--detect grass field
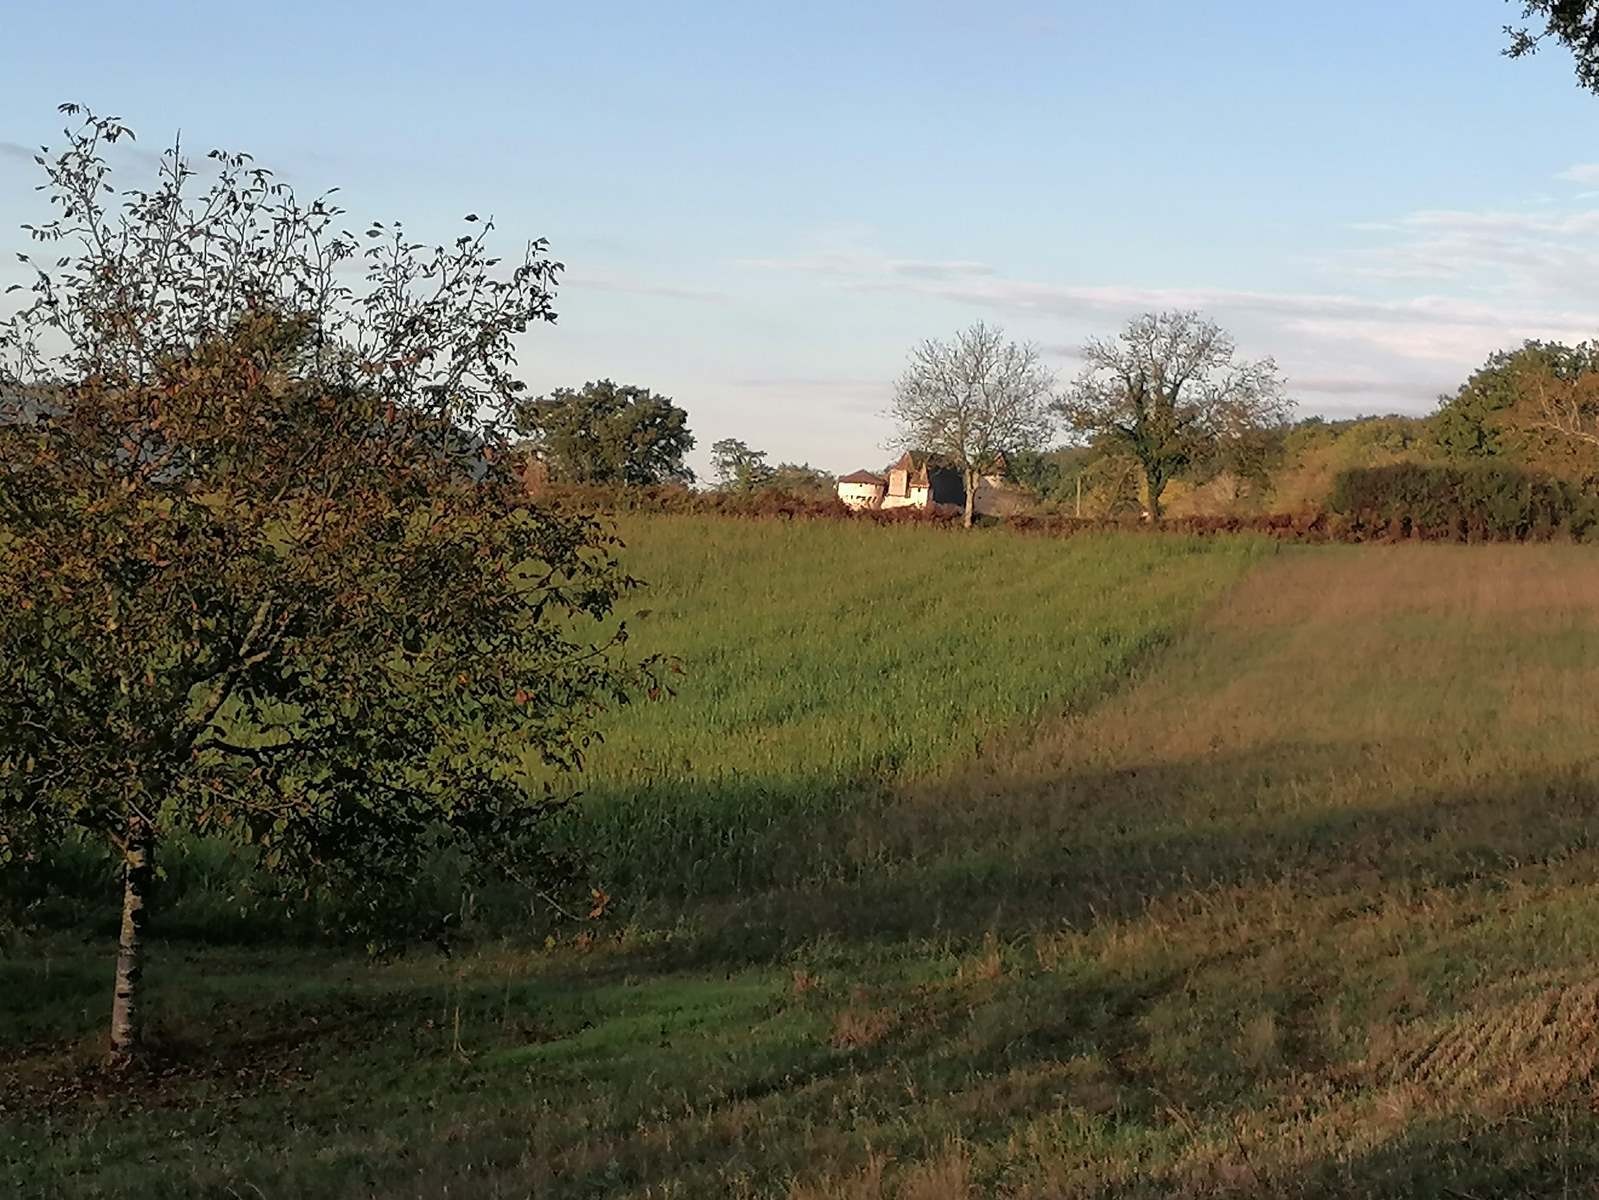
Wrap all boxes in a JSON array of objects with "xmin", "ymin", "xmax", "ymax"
[
  {"xmin": 576, "ymin": 516, "xmax": 1268, "ymax": 898},
  {"xmin": 8, "ymin": 520, "xmax": 1599, "ymax": 1197}
]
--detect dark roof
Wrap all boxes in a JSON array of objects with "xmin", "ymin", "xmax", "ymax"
[
  {"xmin": 839, "ymin": 469, "xmax": 885, "ymax": 485},
  {"xmin": 888, "ymin": 449, "xmax": 960, "ymax": 476},
  {"xmin": 887, "ymin": 449, "xmax": 1013, "ymax": 479}
]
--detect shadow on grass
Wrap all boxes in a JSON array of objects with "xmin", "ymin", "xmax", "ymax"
[
  {"xmin": 642, "ymin": 740, "xmax": 1599, "ymax": 963},
  {"xmin": 1102, "ymin": 1106, "xmax": 1599, "ymax": 1200},
  {"xmin": 10, "ymin": 740, "xmax": 1599, "ymax": 1197}
]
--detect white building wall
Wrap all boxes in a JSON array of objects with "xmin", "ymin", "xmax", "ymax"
[
  {"xmin": 837, "ymin": 482, "xmax": 884, "ymax": 509},
  {"xmin": 882, "ymin": 491, "xmax": 931, "ymax": 510}
]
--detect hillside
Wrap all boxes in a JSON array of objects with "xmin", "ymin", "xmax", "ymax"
[
  {"xmin": 575, "ymin": 516, "xmax": 1266, "ymax": 898},
  {"xmin": 1020, "ymin": 415, "xmax": 1442, "ymax": 522},
  {"xmin": 7, "ymin": 519, "xmax": 1599, "ymax": 1197},
  {"xmin": 1164, "ymin": 416, "xmax": 1440, "ymax": 518}
]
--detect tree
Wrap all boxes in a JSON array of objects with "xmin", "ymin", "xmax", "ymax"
[
  {"xmin": 516, "ymin": 379, "xmax": 694, "ymax": 486},
  {"xmin": 1190, "ymin": 423, "xmax": 1288, "ymax": 508},
  {"xmin": 1432, "ymin": 341, "xmax": 1599, "ymax": 480},
  {"xmin": 710, "ymin": 437, "xmax": 774, "ymax": 491},
  {"xmin": 1507, "ymin": 2, "xmax": 1599, "ymax": 92},
  {"xmin": 0, "ymin": 108, "xmax": 658, "ymax": 1066},
  {"xmin": 1059, "ymin": 311, "xmax": 1290, "ymax": 520},
  {"xmin": 767, "ymin": 462, "xmax": 836, "ymax": 499},
  {"xmin": 888, "ymin": 322, "xmax": 1056, "ymax": 528}
]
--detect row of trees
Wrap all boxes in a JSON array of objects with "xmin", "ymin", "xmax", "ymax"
[
  {"xmin": 512, "ymin": 313, "xmax": 1293, "ymax": 528},
  {"xmin": 512, "ymin": 380, "xmax": 834, "ymax": 496},
  {"xmin": 889, "ymin": 313, "xmax": 1293, "ymax": 525},
  {"xmin": 707, "ymin": 438, "xmax": 835, "ymax": 496},
  {"xmin": 999, "ymin": 337, "xmax": 1599, "ymax": 522}
]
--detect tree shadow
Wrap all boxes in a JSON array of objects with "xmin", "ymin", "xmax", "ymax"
[
  {"xmin": 1099, "ymin": 1104, "xmax": 1599, "ymax": 1199},
  {"xmin": 648, "ymin": 740, "xmax": 1599, "ymax": 962}
]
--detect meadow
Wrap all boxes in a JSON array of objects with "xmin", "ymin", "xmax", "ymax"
[
  {"xmin": 7, "ymin": 518, "xmax": 1599, "ymax": 1198},
  {"xmin": 576, "ymin": 516, "xmax": 1268, "ymax": 898}
]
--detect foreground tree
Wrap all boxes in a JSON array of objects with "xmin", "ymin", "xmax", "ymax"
[
  {"xmin": 888, "ymin": 322, "xmax": 1055, "ymax": 527},
  {"xmin": 1507, "ymin": 2, "xmax": 1599, "ymax": 92},
  {"xmin": 710, "ymin": 437, "xmax": 775, "ymax": 491},
  {"xmin": 516, "ymin": 379, "xmax": 694, "ymax": 485},
  {"xmin": 1059, "ymin": 311, "xmax": 1290, "ymax": 520},
  {"xmin": 0, "ymin": 108, "xmax": 656, "ymax": 1066}
]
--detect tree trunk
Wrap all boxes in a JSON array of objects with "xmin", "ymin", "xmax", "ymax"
[
  {"xmin": 107, "ymin": 818, "xmax": 154, "ymax": 1068},
  {"xmin": 1141, "ymin": 470, "xmax": 1165, "ymax": 522},
  {"xmin": 963, "ymin": 468, "xmax": 976, "ymax": 529}
]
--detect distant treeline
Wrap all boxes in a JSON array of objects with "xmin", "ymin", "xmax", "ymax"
[
  {"xmin": 544, "ymin": 467, "xmax": 1599, "ymax": 545},
  {"xmin": 522, "ymin": 339, "xmax": 1599, "ymax": 542}
]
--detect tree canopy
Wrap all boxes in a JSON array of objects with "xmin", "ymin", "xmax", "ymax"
[
  {"xmin": 517, "ymin": 379, "xmax": 695, "ymax": 486},
  {"xmin": 1507, "ymin": 2, "xmax": 1599, "ymax": 92},
  {"xmin": 710, "ymin": 437, "xmax": 775, "ymax": 491},
  {"xmin": 888, "ymin": 322, "xmax": 1056, "ymax": 527},
  {"xmin": 1432, "ymin": 340, "xmax": 1599, "ymax": 481},
  {"xmin": 0, "ymin": 107, "xmax": 657, "ymax": 1065},
  {"xmin": 766, "ymin": 462, "xmax": 837, "ymax": 499},
  {"xmin": 1059, "ymin": 311, "xmax": 1290, "ymax": 519}
]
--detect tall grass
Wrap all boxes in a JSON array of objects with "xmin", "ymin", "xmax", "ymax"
[
  {"xmin": 4, "ymin": 518, "xmax": 1264, "ymax": 936},
  {"xmin": 575, "ymin": 517, "xmax": 1267, "ymax": 897}
]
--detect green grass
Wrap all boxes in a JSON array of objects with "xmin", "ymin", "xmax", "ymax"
[
  {"xmin": 575, "ymin": 516, "xmax": 1268, "ymax": 898},
  {"xmin": 11, "ymin": 524, "xmax": 1599, "ymax": 1197}
]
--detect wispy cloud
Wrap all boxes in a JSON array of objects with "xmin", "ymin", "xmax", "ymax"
[
  {"xmin": 746, "ymin": 249, "xmax": 1599, "ymax": 358},
  {"xmin": 746, "ymin": 193, "xmax": 1599, "ymax": 387},
  {"xmin": 733, "ymin": 373, "xmax": 885, "ymax": 391},
  {"xmin": 1291, "ymin": 375, "xmax": 1446, "ymax": 403},
  {"xmin": 0, "ymin": 141, "xmax": 36, "ymax": 164},
  {"xmin": 563, "ymin": 269, "xmax": 728, "ymax": 303},
  {"xmin": 738, "ymin": 251, "xmax": 994, "ymax": 281},
  {"xmin": 1558, "ymin": 164, "xmax": 1599, "ymax": 185},
  {"xmin": 1334, "ymin": 205, "xmax": 1599, "ymax": 325},
  {"xmin": 730, "ymin": 374, "xmax": 888, "ymax": 415}
]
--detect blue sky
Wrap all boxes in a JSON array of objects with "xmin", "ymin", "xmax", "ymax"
[{"xmin": 5, "ymin": 0, "xmax": 1599, "ymax": 477}]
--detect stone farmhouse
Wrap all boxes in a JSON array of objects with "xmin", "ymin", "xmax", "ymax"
[{"xmin": 836, "ymin": 450, "xmax": 1019, "ymax": 516}]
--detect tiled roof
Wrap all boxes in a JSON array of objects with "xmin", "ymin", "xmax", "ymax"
[{"xmin": 839, "ymin": 469, "xmax": 885, "ymax": 485}]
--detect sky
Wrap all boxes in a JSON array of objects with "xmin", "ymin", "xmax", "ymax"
[{"xmin": 5, "ymin": 0, "xmax": 1599, "ymax": 478}]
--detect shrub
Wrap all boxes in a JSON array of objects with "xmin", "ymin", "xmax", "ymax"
[
  {"xmin": 541, "ymin": 484, "xmax": 966, "ymax": 525},
  {"xmin": 1329, "ymin": 462, "xmax": 1599, "ymax": 542}
]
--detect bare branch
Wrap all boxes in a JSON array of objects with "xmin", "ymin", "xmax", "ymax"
[
  {"xmin": 1059, "ymin": 311, "xmax": 1291, "ymax": 518},
  {"xmin": 886, "ymin": 322, "xmax": 1056, "ymax": 526}
]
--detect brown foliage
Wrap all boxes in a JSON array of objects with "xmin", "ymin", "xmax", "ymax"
[{"xmin": 550, "ymin": 477, "xmax": 1599, "ymax": 546}]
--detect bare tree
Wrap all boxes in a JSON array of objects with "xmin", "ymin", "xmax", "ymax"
[
  {"xmin": 1059, "ymin": 311, "xmax": 1291, "ymax": 520},
  {"xmin": 1527, "ymin": 364, "xmax": 1599, "ymax": 447},
  {"xmin": 888, "ymin": 322, "xmax": 1056, "ymax": 527}
]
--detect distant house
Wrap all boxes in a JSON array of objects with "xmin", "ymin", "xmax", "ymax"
[
  {"xmin": 836, "ymin": 450, "xmax": 1019, "ymax": 516},
  {"xmin": 836, "ymin": 468, "xmax": 887, "ymax": 508}
]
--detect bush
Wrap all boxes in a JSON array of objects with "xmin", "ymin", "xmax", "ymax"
[
  {"xmin": 540, "ymin": 484, "xmax": 967, "ymax": 525},
  {"xmin": 1329, "ymin": 462, "xmax": 1599, "ymax": 542},
  {"xmin": 539, "ymin": 475, "xmax": 1599, "ymax": 545}
]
